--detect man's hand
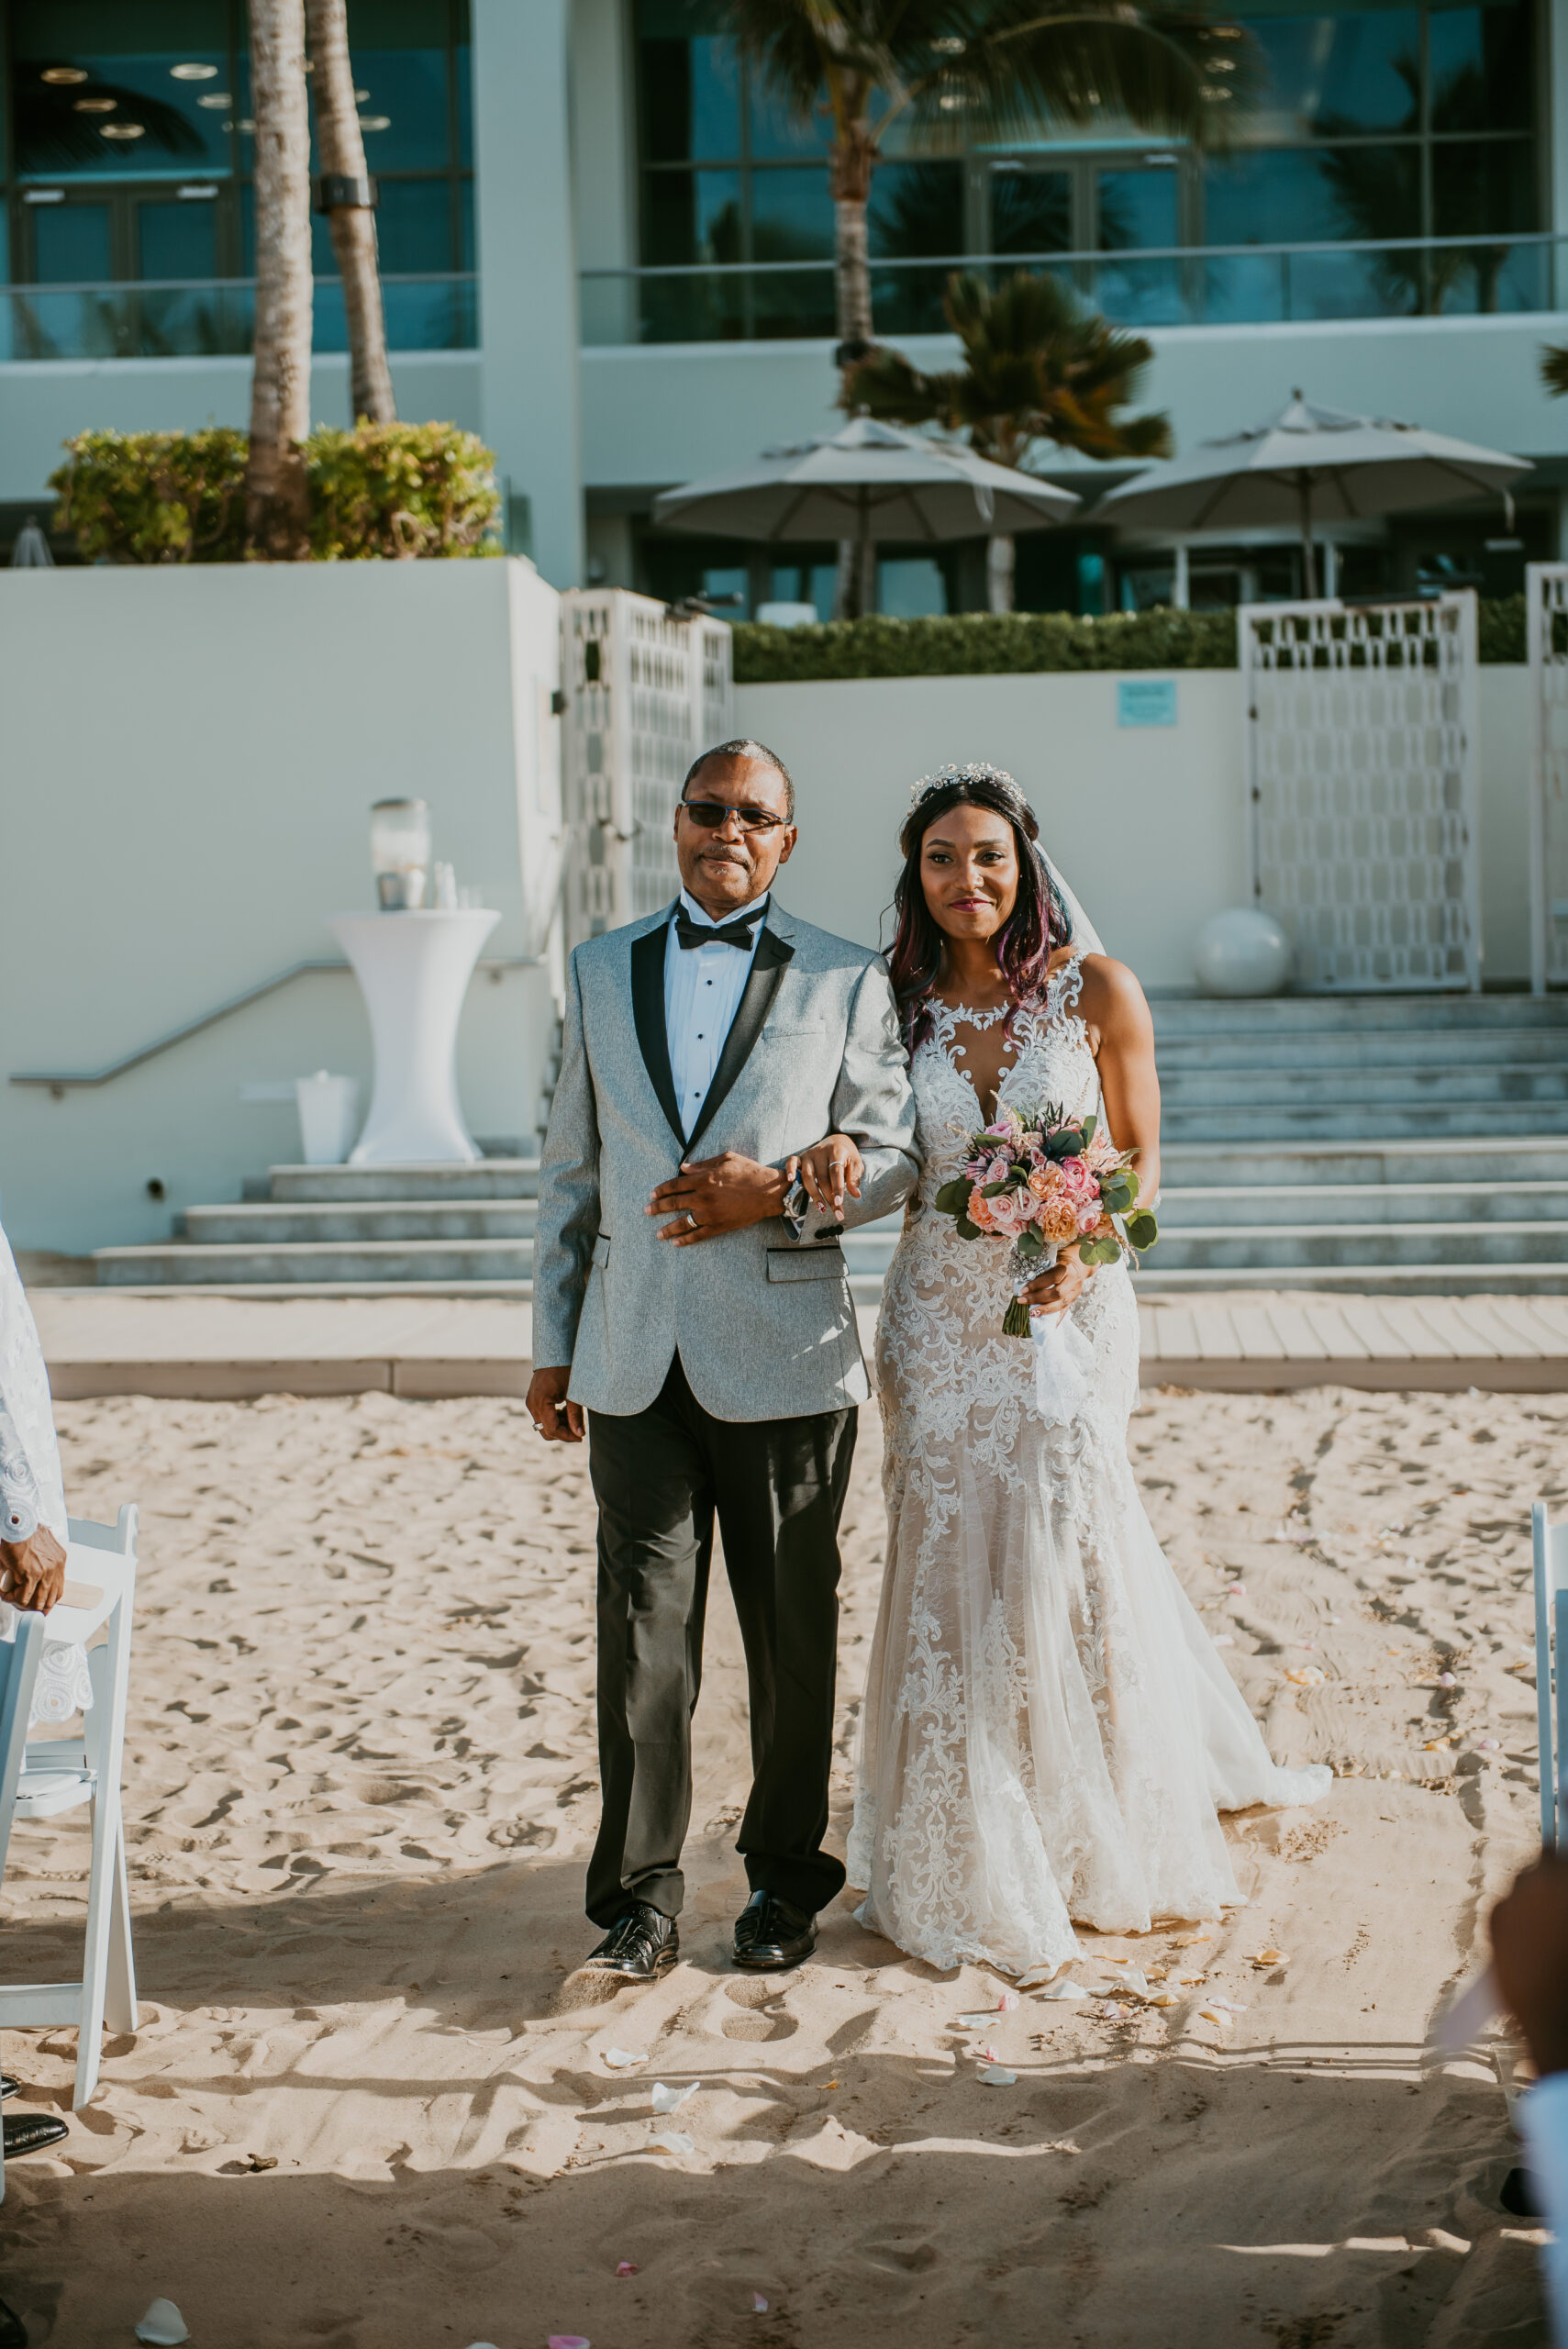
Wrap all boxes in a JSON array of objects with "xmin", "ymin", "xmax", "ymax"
[
  {"xmin": 648, "ymin": 1152, "xmax": 789, "ymax": 1246},
  {"xmin": 0, "ymin": 1527, "xmax": 66, "ymax": 1613},
  {"xmin": 526, "ymin": 1364, "xmax": 584, "ymax": 1443},
  {"xmin": 1492, "ymin": 1853, "xmax": 1568, "ymax": 2077}
]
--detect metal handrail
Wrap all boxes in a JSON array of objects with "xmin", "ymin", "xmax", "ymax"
[
  {"xmin": 10, "ymin": 952, "xmax": 540, "ymax": 1095},
  {"xmin": 0, "ymin": 271, "xmax": 474, "ymax": 294},
  {"xmin": 581, "ymin": 229, "xmax": 1562, "ymax": 280}
]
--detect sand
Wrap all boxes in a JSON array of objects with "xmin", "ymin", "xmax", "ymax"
[{"xmin": 0, "ymin": 1382, "xmax": 1559, "ymax": 2347}]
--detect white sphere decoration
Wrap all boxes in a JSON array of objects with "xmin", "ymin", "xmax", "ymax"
[{"xmin": 1194, "ymin": 907, "xmax": 1292, "ymax": 997}]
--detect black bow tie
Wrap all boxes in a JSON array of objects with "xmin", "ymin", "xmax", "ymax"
[{"xmin": 674, "ymin": 907, "xmax": 763, "ymax": 952}]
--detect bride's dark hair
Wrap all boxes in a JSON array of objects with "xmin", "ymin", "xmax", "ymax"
[{"xmin": 886, "ymin": 764, "xmax": 1073, "ymax": 1051}]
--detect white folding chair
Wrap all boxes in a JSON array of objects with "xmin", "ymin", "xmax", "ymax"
[
  {"xmin": 0, "ymin": 1506, "xmax": 139, "ymax": 2109},
  {"xmin": 1534, "ymin": 1501, "xmax": 1568, "ymax": 1849},
  {"xmin": 0, "ymin": 1610, "xmax": 46, "ymax": 2202}
]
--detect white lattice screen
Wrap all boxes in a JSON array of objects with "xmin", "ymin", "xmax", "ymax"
[
  {"xmin": 1240, "ymin": 593, "xmax": 1480, "ymax": 992},
  {"xmin": 1528, "ymin": 562, "xmax": 1568, "ymax": 992},
  {"xmin": 559, "ymin": 591, "xmax": 734, "ymax": 954}
]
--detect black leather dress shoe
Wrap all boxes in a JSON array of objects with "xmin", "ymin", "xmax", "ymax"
[
  {"xmin": 732, "ymin": 1889, "xmax": 817, "ymax": 1972},
  {"xmin": 0, "ymin": 2077, "xmax": 17, "ymax": 2103},
  {"xmin": 0, "ymin": 2291, "xmax": 27, "ymax": 2348},
  {"xmin": 583, "ymin": 1903, "xmax": 679, "ymax": 1983},
  {"xmin": 2, "ymin": 2114, "xmax": 66, "ymax": 2159}
]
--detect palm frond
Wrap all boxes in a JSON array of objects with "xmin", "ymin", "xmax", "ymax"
[{"xmin": 1542, "ymin": 344, "xmax": 1568, "ymax": 399}]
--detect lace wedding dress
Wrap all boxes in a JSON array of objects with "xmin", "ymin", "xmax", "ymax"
[{"xmin": 848, "ymin": 955, "xmax": 1329, "ymax": 1977}]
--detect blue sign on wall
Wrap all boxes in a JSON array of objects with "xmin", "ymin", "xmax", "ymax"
[{"xmin": 1117, "ymin": 677, "xmax": 1177, "ymax": 728}]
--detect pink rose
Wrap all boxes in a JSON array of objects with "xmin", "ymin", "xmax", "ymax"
[
  {"xmin": 1076, "ymin": 1202, "xmax": 1104, "ymax": 1235},
  {"xmin": 986, "ymin": 1190, "xmax": 1031, "ymax": 1239},
  {"xmin": 986, "ymin": 1153, "xmax": 1011, "ymax": 1186},
  {"xmin": 1059, "ymin": 1155, "xmax": 1096, "ymax": 1201}
]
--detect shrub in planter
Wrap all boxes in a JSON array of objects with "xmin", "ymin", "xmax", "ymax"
[
  {"xmin": 732, "ymin": 596, "xmax": 1529, "ymax": 682},
  {"xmin": 306, "ymin": 423, "xmax": 500, "ymax": 560},
  {"xmin": 50, "ymin": 422, "xmax": 500, "ymax": 562},
  {"xmin": 51, "ymin": 429, "xmax": 250, "ymax": 563}
]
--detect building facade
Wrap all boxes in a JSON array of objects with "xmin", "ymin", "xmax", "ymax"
[{"xmin": 2, "ymin": 0, "xmax": 1567, "ymax": 609}]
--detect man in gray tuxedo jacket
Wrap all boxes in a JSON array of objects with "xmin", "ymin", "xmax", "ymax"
[{"xmin": 527, "ymin": 738, "xmax": 917, "ymax": 1984}]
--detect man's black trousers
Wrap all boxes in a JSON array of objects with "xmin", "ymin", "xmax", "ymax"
[{"xmin": 584, "ymin": 1353, "xmax": 857, "ymax": 1929}]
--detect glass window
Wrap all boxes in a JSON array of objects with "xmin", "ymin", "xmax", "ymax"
[
  {"xmin": 1433, "ymin": 136, "xmax": 1535, "ymax": 234},
  {"xmin": 748, "ymin": 76, "xmax": 822, "ymax": 162},
  {"xmin": 643, "ymin": 168, "xmax": 742, "ymax": 265},
  {"xmin": 878, "ymin": 557, "xmax": 947, "ymax": 617},
  {"xmin": 751, "ymin": 167, "xmax": 833, "ymax": 262},
  {"xmin": 374, "ymin": 176, "xmax": 454, "ymax": 272},
  {"xmin": 636, "ymin": 0, "xmax": 741, "ymax": 163},
  {"xmin": 343, "ymin": 0, "xmax": 451, "ymax": 173},
  {"xmin": 870, "ymin": 161, "xmax": 962, "ymax": 257},
  {"xmin": 11, "ymin": 0, "xmax": 233, "ymax": 179},
  {"xmin": 1207, "ymin": 144, "xmax": 1420, "ymax": 244},
  {"xmin": 138, "ymin": 193, "xmax": 217, "ymax": 276},
  {"xmin": 991, "ymin": 166, "xmax": 1072, "ymax": 256},
  {"xmin": 1429, "ymin": 3, "xmax": 1533, "ymax": 133},
  {"xmin": 32, "ymin": 199, "xmax": 111, "ymax": 279},
  {"xmin": 1238, "ymin": 8, "xmax": 1421, "ymax": 140}
]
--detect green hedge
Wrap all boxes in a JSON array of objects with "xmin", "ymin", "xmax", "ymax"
[
  {"xmin": 733, "ymin": 596, "xmax": 1529, "ymax": 681},
  {"xmin": 50, "ymin": 422, "xmax": 501, "ymax": 562}
]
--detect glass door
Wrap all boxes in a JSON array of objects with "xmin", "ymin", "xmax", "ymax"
[{"xmin": 1092, "ymin": 154, "xmax": 1184, "ymax": 323}]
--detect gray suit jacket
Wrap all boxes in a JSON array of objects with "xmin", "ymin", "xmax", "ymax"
[{"xmin": 532, "ymin": 900, "xmax": 917, "ymax": 1421}]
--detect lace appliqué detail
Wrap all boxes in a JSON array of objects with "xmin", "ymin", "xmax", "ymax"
[{"xmin": 850, "ymin": 952, "xmax": 1329, "ymax": 1976}]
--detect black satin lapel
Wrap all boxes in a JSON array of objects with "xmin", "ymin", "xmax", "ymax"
[
  {"xmin": 629, "ymin": 924, "xmax": 686, "ymax": 1150},
  {"xmin": 686, "ymin": 926, "xmax": 795, "ymax": 1153}
]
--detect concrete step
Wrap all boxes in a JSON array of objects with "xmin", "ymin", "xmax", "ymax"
[
  {"xmin": 1161, "ymin": 1101, "xmax": 1568, "ymax": 1141},
  {"xmin": 1148, "ymin": 994, "xmax": 1568, "ymax": 1032},
  {"xmin": 1146, "ymin": 1220, "xmax": 1568, "ymax": 1271},
  {"xmin": 94, "ymin": 1240, "xmax": 540, "ymax": 1286},
  {"xmin": 186, "ymin": 1202, "xmax": 538, "ymax": 1245},
  {"xmin": 1158, "ymin": 1182, "xmax": 1568, "ymax": 1228},
  {"xmin": 1158, "ymin": 1137, "xmax": 1568, "ymax": 1186},
  {"xmin": 267, "ymin": 1160, "xmax": 540, "ymax": 1202},
  {"xmin": 1131, "ymin": 1262, "xmax": 1568, "ymax": 1294},
  {"xmin": 1159, "ymin": 1063, "xmax": 1568, "ymax": 1110},
  {"xmin": 1156, "ymin": 1030, "xmax": 1568, "ymax": 1072}
]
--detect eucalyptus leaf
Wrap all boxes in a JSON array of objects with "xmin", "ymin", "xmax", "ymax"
[
  {"xmin": 1015, "ymin": 1228, "xmax": 1045, "ymax": 1260},
  {"xmin": 1125, "ymin": 1211, "xmax": 1159, "ymax": 1250},
  {"xmin": 1081, "ymin": 1114, "xmax": 1097, "ymax": 1145},
  {"xmin": 934, "ymin": 1178, "xmax": 972, "ymax": 1216},
  {"xmin": 955, "ymin": 1215, "xmax": 981, "ymax": 1241}
]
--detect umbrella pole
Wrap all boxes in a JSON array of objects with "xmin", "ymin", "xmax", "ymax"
[
  {"xmin": 1298, "ymin": 473, "xmax": 1318, "ymax": 600},
  {"xmin": 859, "ymin": 491, "xmax": 876, "ymax": 618}
]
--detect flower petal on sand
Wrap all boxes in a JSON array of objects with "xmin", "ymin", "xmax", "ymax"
[
  {"xmin": 978, "ymin": 2065, "xmax": 1017, "ymax": 2085},
  {"xmin": 1036, "ymin": 1980, "xmax": 1090, "ymax": 2001},
  {"xmin": 603, "ymin": 2047, "xmax": 645, "ymax": 2070},
  {"xmin": 135, "ymin": 2306, "xmax": 190, "ymax": 2347},
  {"xmin": 651, "ymin": 2081, "xmax": 698, "ymax": 2114},
  {"xmin": 650, "ymin": 2129, "xmax": 695, "ymax": 2156}
]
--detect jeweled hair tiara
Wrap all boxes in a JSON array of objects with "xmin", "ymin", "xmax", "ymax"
[{"xmin": 908, "ymin": 761, "xmax": 1022, "ymax": 806}]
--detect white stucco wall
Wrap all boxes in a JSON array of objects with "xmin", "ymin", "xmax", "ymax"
[
  {"xmin": 737, "ymin": 665, "xmax": 1533, "ymax": 990},
  {"xmin": 0, "ymin": 560, "xmax": 561, "ymax": 1257}
]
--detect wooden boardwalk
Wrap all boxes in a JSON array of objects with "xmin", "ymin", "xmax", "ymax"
[
  {"xmin": 1136, "ymin": 1287, "xmax": 1568, "ymax": 1390},
  {"xmin": 26, "ymin": 1287, "xmax": 1568, "ymax": 1397}
]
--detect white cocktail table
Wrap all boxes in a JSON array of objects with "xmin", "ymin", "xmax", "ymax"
[{"xmin": 330, "ymin": 907, "xmax": 500, "ymax": 1164}]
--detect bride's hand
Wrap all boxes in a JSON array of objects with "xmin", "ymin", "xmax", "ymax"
[
  {"xmin": 785, "ymin": 1134, "xmax": 863, "ymax": 1222},
  {"xmin": 1020, "ymin": 1245, "xmax": 1095, "ymax": 1318}
]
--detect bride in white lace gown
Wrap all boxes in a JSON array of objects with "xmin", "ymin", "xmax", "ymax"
[{"xmin": 846, "ymin": 764, "xmax": 1329, "ymax": 1979}]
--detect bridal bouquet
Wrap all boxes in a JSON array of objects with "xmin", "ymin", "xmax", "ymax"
[{"xmin": 933, "ymin": 1104, "xmax": 1159, "ymax": 1338}]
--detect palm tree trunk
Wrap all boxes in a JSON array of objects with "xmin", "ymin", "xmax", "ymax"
[
  {"xmin": 306, "ymin": 0, "xmax": 395, "ymax": 425},
  {"xmin": 832, "ymin": 126, "xmax": 877, "ymax": 620},
  {"xmin": 987, "ymin": 533, "xmax": 1016, "ymax": 614},
  {"xmin": 246, "ymin": 0, "xmax": 314, "ymax": 557}
]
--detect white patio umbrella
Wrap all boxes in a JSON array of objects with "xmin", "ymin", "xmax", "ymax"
[
  {"xmin": 652, "ymin": 416, "xmax": 1079, "ymax": 614},
  {"xmin": 1094, "ymin": 392, "xmax": 1530, "ymax": 598}
]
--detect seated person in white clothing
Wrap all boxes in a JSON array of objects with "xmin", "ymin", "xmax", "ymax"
[
  {"xmin": 1493, "ymin": 1854, "xmax": 1568, "ymax": 2344},
  {"xmin": 0, "ymin": 1220, "xmax": 81, "ymax": 2196}
]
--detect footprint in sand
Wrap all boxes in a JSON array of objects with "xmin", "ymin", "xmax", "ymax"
[{"xmin": 721, "ymin": 1977, "xmax": 797, "ymax": 2042}]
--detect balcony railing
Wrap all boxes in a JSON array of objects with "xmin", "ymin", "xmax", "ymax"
[
  {"xmin": 580, "ymin": 231, "xmax": 1566, "ymax": 346},
  {"xmin": 0, "ymin": 273, "xmax": 477, "ymax": 362}
]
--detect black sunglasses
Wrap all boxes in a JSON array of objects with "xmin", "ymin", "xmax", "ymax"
[{"xmin": 679, "ymin": 797, "xmax": 787, "ymax": 834}]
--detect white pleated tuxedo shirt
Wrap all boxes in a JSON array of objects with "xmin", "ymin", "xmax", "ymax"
[{"xmin": 663, "ymin": 886, "xmax": 770, "ymax": 1142}]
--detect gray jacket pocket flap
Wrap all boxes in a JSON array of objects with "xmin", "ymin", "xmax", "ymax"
[
  {"xmin": 766, "ymin": 1246, "xmax": 846, "ymax": 1283},
  {"xmin": 591, "ymin": 1233, "xmax": 611, "ymax": 1269}
]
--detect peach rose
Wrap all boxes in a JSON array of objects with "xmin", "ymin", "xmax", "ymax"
[
  {"xmin": 967, "ymin": 1189, "xmax": 997, "ymax": 1231},
  {"xmin": 1040, "ymin": 1193, "xmax": 1080, "ymax": 1245}
]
